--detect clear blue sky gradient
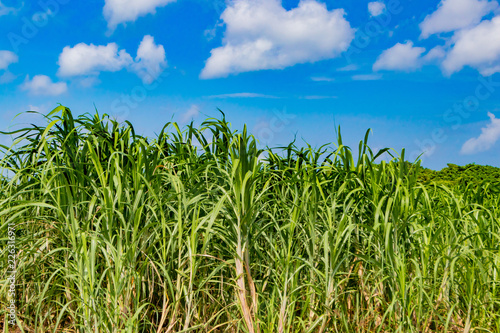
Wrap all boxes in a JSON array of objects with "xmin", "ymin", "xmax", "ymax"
[{"xmin": 1, "ymin": 0, "xmax": 499, "ymax": 169}]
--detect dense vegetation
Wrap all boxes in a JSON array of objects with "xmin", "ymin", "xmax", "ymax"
[
  {"xmin": 419, "ymin": 163, "xmax": 500, "ymax": 187},
  {"xmin": 1, "ymin": 106, "xmax": 499, "ymax": 332}
]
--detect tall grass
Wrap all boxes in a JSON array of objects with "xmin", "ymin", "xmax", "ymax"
[{"xmin": 1, "ymin": 106, "xmax": 499, "ymax": 332}]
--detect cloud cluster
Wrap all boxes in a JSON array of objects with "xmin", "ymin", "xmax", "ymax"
[
  {"xmin": 461, "ymin": 112, "xmax": 500, "ymax": 154},
  {"xmin": 373, "ymin": 0, "xmax": 500, "ymax": 77},
  {"xmin": 103, "ymin": 0, "xmax": 176, "ymax": 32},
  {"xmin": 201, "ymin": 0, "xmax": 355, "ymax": 79},
  {"xmin": 417, "ymin": 0, "xmax": 500, "ymax": 76},
  {"xmin": 58, "ymin": 43, "xmax": 132, "ymax": 77},
  {"xmin": 21, "ymin": 75, "xmax": 68, "ymax": 96},
  {"xmin": 58, "ymin": 35, "xmax": 166, "ymax": 84},
  {"xmin": 420, "ymin": 0, "xmax": 498, "ymax": 38},
  {"xmin": 443, "ymin": 15, "xmax": 500, "ymax": 75}
]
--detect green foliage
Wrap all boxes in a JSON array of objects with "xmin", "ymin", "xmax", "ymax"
[
  {"xmin": 1, "ymin": 106, "xmax": 499, "ymax": 332},
  {"xmin": 419, "ymin": 163, "xmax": 500, "ymax": 186}
]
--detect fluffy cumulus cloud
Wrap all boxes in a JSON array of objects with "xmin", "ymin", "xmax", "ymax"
[
  {"xmin": 368, "ymin": 2, "xmax": 386, "ymax": 17},
  {"xmin": 0, "ymin": 50, "xmax": 18, "ymax": 71},
  {"xmin": 200, "ymin": 0, "xmax": 355, "ymax": 79},
  {"xmin": 58, "ymin": 43, "xmax": 133, "ymax": 77},
  {"xmin": 57, "ymin": 36, "xmax": 166, "ymax": 84},
  {"xmin": 442, "ymin": 15, "xmax": 500, "ymax": 75},
  {"xmin": 373, "ymin": 41, "xmax": 426, "ymax": 71},
  {"xmin": 461, "ymin": 112, "xmax": 500, "ymax": 154},
  {"xmin": 420, "ymin": 0, "xmax": 498, "ymax": 38},
  {"xmin": 104, "ymin": 0, "xmax": 176, "ymax": 31},
  {"xmin": 20, "ymin": 75, "xmax": 68, "ymax": 96},
  {"xmin": 130, "ymin": 35, "xmax": 167, "ymax": 84}
]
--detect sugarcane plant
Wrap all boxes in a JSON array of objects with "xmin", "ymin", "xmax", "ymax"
[{"xmin": 0, "ymin": 105, "xmax": 499, "ymax": 332}]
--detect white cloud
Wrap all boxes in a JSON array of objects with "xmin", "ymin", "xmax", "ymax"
[
  {"xmin": 27, "ymin": 104, "xmax": 52, "ymax": 114},
  {"xmin": 423, "ymin": 45, "xmax": 447, "ymax": 62},
  {"xmin": 0, "ymin": 50, "xmax": 17, "ymax": 84},
  {"xmin": 420, "ymin": 0, "xmax": 498, "ymax": 38},
  {"xmin": 461, "ymin": 112, "xmax": 500, "ymax": 154},
  {"xmin": 302, "ymin": 95, "xmax": 337, "ymax": 99},
  {"xmin": 311, "ymin": 76, "xmax": 335, "ymax": 82},
  {"xmin": 20, "ymin": 75, "xmax": 68, "ymax": 96},
  {"xmin": 103, "ymin": 0, "xmax": 176, "ymax": 31},
  {"xmin": 58, "ymin": 43, "xmax": 133, "ymax": 77},
  {"xmin": 352, "ymin": 74, "xmax": 383, "ymax": 80},
  {"xmin": 207, "ymin": 92, "xmax": 279, "ymax": 98},
  {"xmin": 180, "ymin": 104, "xmax": 200, "ymax": 123},
  {"xmin": 442, "ymin": 15, "xmax": 500, "ymax": 75},
  {"xmin": 337, "ymin": 64, "xmax": 358, "ymax": 71},
  {"xmin": 373, "ymin": 41, "xmax": 426, "ymax": 72},
  {"xmin": 130, "ymin": 35, "xmax": 167, "ymax": 84},
  {"xmin": 0, "ymin": 1, "xmax": 15, "ymax": 16},
  {"xmin": 28, "ymin": 105, "xmax": 42, "ymax": 112},
  {"xmin": 200, "ymin": 0, "xmax": 355, "ymax": 79},
  {"xmin": 57, "ymin": 36, "xmax": 167, "ymax": 83},
  {"xmin": 0, "ymin": 51, "xmax": 18, "ymax": 70},
  {"xmin": 204, "ymin": 21, "xmax": 223, "ymax": 41},
  {"xmin": 368, "ymin": 2, "xmax": 386, "ymax": 17}
]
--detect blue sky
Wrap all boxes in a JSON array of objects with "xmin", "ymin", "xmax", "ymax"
[{"xmin": 1, "ymin": 0, "xmax": 500, "ymax": 169}]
